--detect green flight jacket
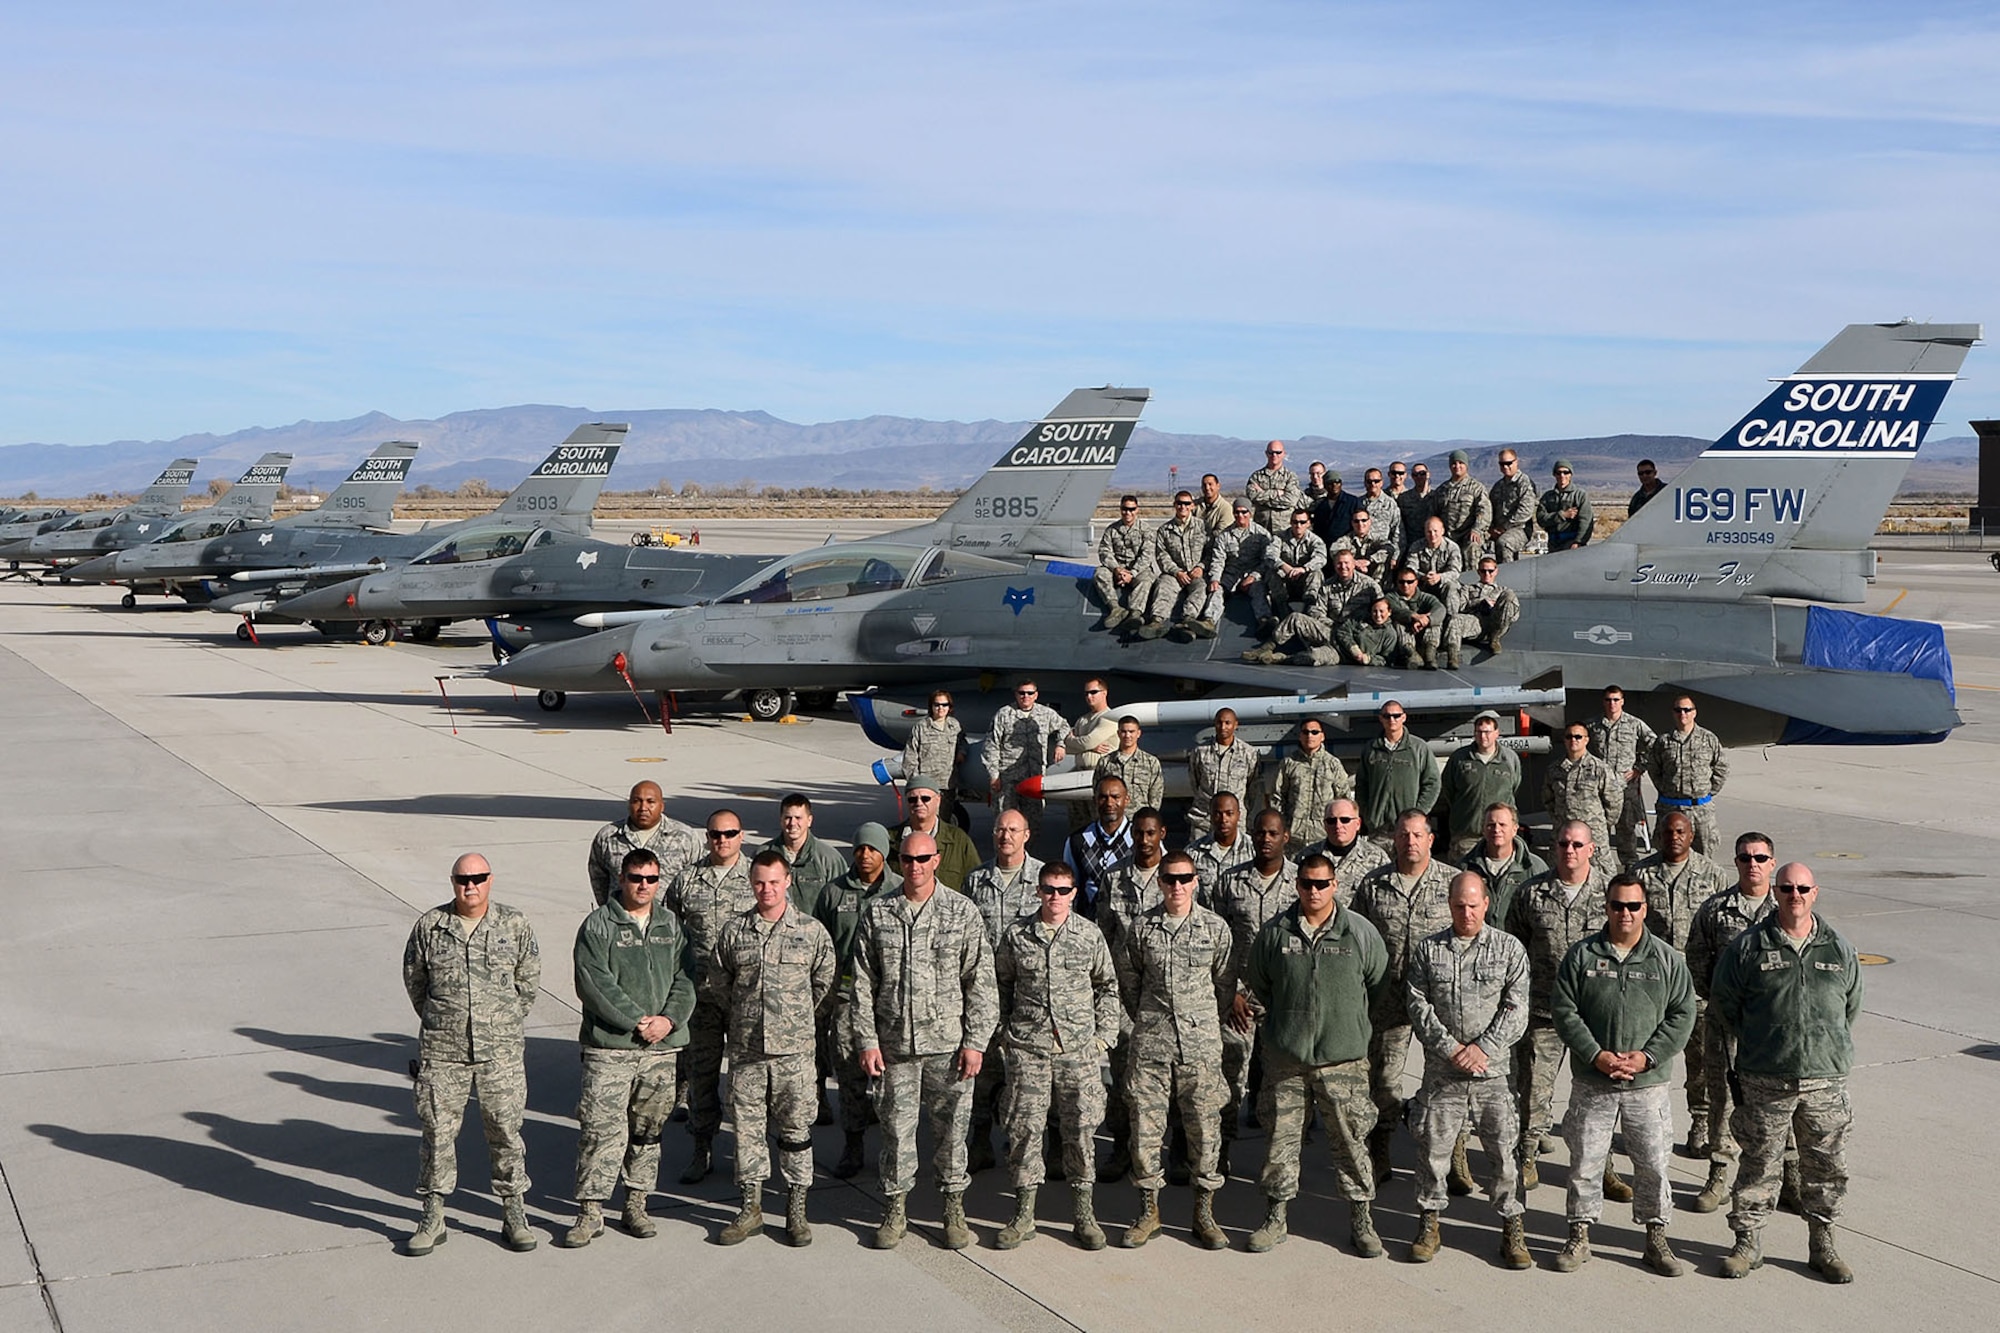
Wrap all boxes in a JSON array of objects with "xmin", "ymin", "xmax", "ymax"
[
  {"xmin": 1550, "ymin": 928, "xmax": 1695, "ymax": 1090},
  {"xmin": 1356, "ymin": 734, "xmax": 1441, "ymax": 833},
  {"xmin": 1244, "ymin": 903, "xmax": 1388, "ymax": 1067},
  {"xmin": 1710, "ymin": 915, "xmax": 1863, "ymax": 1080},
  {"xmin": 572, "ymin": 898, "xmax": 697, "ymax": 1052}
]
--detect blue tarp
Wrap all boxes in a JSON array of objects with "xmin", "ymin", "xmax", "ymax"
[{"xmin": 1800, "ymin": 605, "xmax": 1955, "ymax": 701}]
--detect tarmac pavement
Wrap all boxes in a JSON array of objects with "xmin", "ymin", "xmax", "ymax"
[{"xmin": 1, "ymin": 545, "xmax": 1997, "ymax": 1330}]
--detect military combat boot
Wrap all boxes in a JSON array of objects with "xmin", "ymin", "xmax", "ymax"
[
  {"xmin": 874, "ymin": 1193, "xmax": 908, "ymax": 1250},
  {"xmin": 1123, "ymin": 1189, "xmax": 1162, "ymax": 1248},
  {"xmin": 1071, "ymin": 1185, "xmax": 1106, "ymax": 1250},
  {"xmin": 785, "ymin": 1185, "xmax": 812, "ymax": 1248},
  {"xmin": 1780, "ymin": 1158, "xmax": 1804, "ymax": 1213},
  {"xmin": 996, "ymin": 1187, "xmax": 1039, "ymax": 1249},
  {"xmin": 1097, "ymin": 1139, "xmax": 1131, "ymax": 1184},
  {"xmin": 1602, "ymin": 1165, "xmax": 1634, "ymax": 1203},
  {"xmin": 1642, "ymin": 1222, "xmax": 1685, "ymax": 1276},
  {"xmin": 1191, "ymin": 1188, "xmax": 1228, "ymax": 1250},
  {"xmin": 1520, "ymin": 1155, "xmax": 1540, "ymax": 1191},
  {"xmin": 1418, "ymin": 642, "xmax": 1439, "ymax": 670},
  {"xmin": 832, "ymin": 1131, "xmax": 866, "ymax": 1179},
  {"xmin": 717, "ymin": 1187, "xmax": 762, "ymax": 1246},
  {"xmin": 1550, "ymin": 1221, "xmax": 1591, "ymax": 1272},
  {"xmin": 621, "ymin": 1190, "xmax": 656, "ymax": 1239},
  {"xmin": 1808, "ymin": 1220, "xmax": 1853, "ymax": 1283},
  {"xmin": 1499, "ymin": 1215, "xmax": 1532, "ymax": 1270},
  {"xmin": 941, "ymin": 1191, "xmax": 973, "ymax": 1250},
  {"xmin": 1689, "ymin": 1161, "xmax": 1730, "ymax": 1212},
  {"xmin": 1102, "ymin": 607, "xmax": 1131, "ymax": 631},
  {"xmin": 405, "ymin": 1194, "xmax": 448, "ymax": 1256},
  {"xmin": 1350, "ymin": 1200, "xmax": 1384, "ymax": 1258},
  {"xmin": 1486, "ymin": 630, "xmax": 1506, "ymax": 655},
  {"xmin": 967, "ymin": 1120, "xmax": 997, "ymax": 1174},
  {"xmin": 559, "ymin": 1201, "xmax": 603, "ymax": 1248},
  {"xmin": 501, "ymin": 1195, "xmax": 537, "ymax": 1251},
  {"xmin": 1448, "ymin": 1132, "xmax": 1475, "ymax": 1196},
  {"xmin": 1193, "ymin": 618, "xmax": 1219, "ymax": 640},
  {"xmin": 1679, "ymin": 1112, "xmax": 1710, "ymax": 1159},
  {"xmin": 1719, "ymin": 1229, "xmax": 1763, "ymax": 1278},
  {"xmin": 1136, "ymin": 618, "xmax": 1171, "ymax": 640},
  {"xmin": 1246, "ymin": 1198, "xmax": 1288, "ymax": 1252},
  {"xmin": 1409, "ymin": 1209, "xmax": 1441, "ymax": 1263},
  {"xmin": 1367, "ymin": 1125, "xmax": 1394, "ymax": 1185},
  {"xmin": 680, "ymin": 1135, "xmax": 712, "ymax": 1185}
]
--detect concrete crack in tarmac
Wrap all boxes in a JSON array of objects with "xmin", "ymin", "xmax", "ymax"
[{"xmin": 0, "ymin": 1151, "xmax": 63, "ymax": 1332}]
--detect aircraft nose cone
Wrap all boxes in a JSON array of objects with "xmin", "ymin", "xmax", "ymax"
[
  {"xmin": 488, "ymin": 624, "xmax": 640, "ymax": 691},
  {"xmin": 274, "ymin": 578, "xmax": 365, "ymax": 621},
  {"xmin": 66, "ymin": 553, "xmax": 121, "ymax": 582}
]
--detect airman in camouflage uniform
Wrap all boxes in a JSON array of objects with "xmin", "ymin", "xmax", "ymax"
[
  {"xmin": 1589, "ymin": 685, "xmax": 1656, "ymax": 864},
  {"xmin": 1403, "ymin": 872, "xmax": 1532, "ymax": 1267},
  {"xmin": 1143, "ymin": 491, "xmax": 1212, "ymax": 638},
  {"xmin": 1111, "ymin": 852, "xmax": 1235, "ymax": 1249},
  {"xmin": 1456, "ymin": 801, "xmax": 1545, "ymax": 929},
  {"xmin": 1449, "ymin": 557, "xmax": 1521, "ymax": 667},
  {"xmin": 1259, "ymin": 509, "xmax": 1327, "ymax": 627},
  {"xmin": 1331, "ymin": 596, "xmax": 1403, "ymax": 668},
  {"xmin": 663, "ymin": 810, "xmax": 755, "ymax": 1185},
  {"xmin": 1094, "ymin": 495, "xmax": 1156, "ymax": 629},
  {"xmin": 1535, "ymin": 459, "xmax": 1594, "ymax": 550},
  {"xmin": 1486, "ymin": 449, "xmax": 1537, "ymax": 563},
  {"xmin": 1384, "ymin": 570, "xmax": 1452, "ymax": 670},
  {"xmin": 1268, "ymin": 718, "xmax": 1352, "ymax": 857},
  {"xmin": 813, "ymin": 824, "xmax": 900, "ymax": 1177},
  {"xmin": 708, "ymin": 853, "xmax": 838, "ymax": 1247},
  {"xmin": 1248, "ymin": 552, "xmax": 1376, "ymax": 664},
  {"xmin": 587, "ymin": 780, "xmax": 703, "ymax": 907},
  {"xmin": 1350, "ymin": 812, "xmax": 1458, "ymax": 1184},
  {"xmin": 1200, "ymin": 501, "xmax": 1272, "ymax": 626},
  {"xmin": 992, "ymin": 862, "xmax": 1123, "ymax": 1250},
  {"xmin": 1397, "ymin": 468, "xmax": 1437, "ymax": 554},
  {"xmin": 1092, "ymin": 808, "xmax": 1166, "ymax": 1182},
  {"xmin": 1432, "ymin": 451, "xmax": 1492, "ymax": 559},
  {"xmin": 1303, "ymin": 797, "xmax": 1391, "ymax": 890},
  {"xmin": 1209, "ymin": 811, "xmax": 1299, "ymax": 1173},
  {"xmin": 962, "ymin": 809, "xmax": 1043, "ymax": 1172},
  {"xmin": 1684, "ymin": 832, "xmax": 1780, "ymax": 1214},
  {"xmin": 1243, "ymin": 855, "xmax": 1390, "ymax": 1255},
  {"xmin": 1649, "ymin": 695, "xmax": 1728, "ymax": 855},
  {"xmin": 1542, "ymin": 726, "xmax": 1622, "ymax": 875},
  {"xmin": 402, "ymin": 853, "xmax": 541, "ymax": 1255},
  {"xmin": 561, "ymin": 848, "xmax": 695, "ymax": 1249},
  {"xmin": 1436, "ymin": 712, "xmax": 1522, "ymax": 860},
  {"xmin": 1095, "ymin": 718, "xmax": 1165, "ymax": 815},
  {"xmin": 1245, "ymin": 442, "xmax": 1306, "ymax": 534},
  {"xmin": 1359, "ymin": 468, "xmax": 1404, "ymax": 557},
  {"xmin": 847, "ymin": 831, "xmax": 999, "ymax": 1250},
  {"xmin": 900, "ymin": 693, "xmax": 964, "ymax": 800},
  {"xmin": 985, "ymin": 680, "xmax": 1069, "ymax": 838},
  {"xmin": 1186, "ymin": 708, "xmax": 1261, "ymax": 841},
  {"xmin": 1190, "ymin": 791, "xmax": 1254, "ymax": 904},
  {"xmin": 1633, "ymin": 811, "xmax": 1728, "ymax": 948},
  {"xmin": 1504, "ymin": 822, "xmax": 1610, "ymax": 1190},
  {"xmin": 1407, "ymin": 516, "xmax": 1465, "ymax": 611},
  {"xmin": 1712, "ymin": 862, "xmax": 1863, "ymax": 1283},
  {"xmin": 1327, "ymin": 508, "xmax": 1395, "ymax": 582}
]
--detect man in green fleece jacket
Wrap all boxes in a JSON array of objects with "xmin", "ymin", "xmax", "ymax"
[
  {"xmin": 1549, "ymin": 871, "xmax": 1696, "ymax": 1277},
  {"xmin": 1242, "ymin": 853, "xmax": 1389, "ymax": 1257},
  {"xmin": 1711, "ymin": 862, "xmax": 1865, "ymax": 1285},
  {"xmin": 560, "ymin": 847, "xmax": 696, "ymax": 1248}
]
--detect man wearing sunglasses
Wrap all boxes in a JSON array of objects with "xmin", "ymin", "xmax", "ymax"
[
  {"xmin": 848, "ymin": 832, "xmax": 998, "ymax": 1250},
  {"xmin": 1543, "ymin": 725, "xmax": 1620, "ymax": 876},
  {"xmin": 1535, "ymin": 458, "xmax": 1595, "ymax": 551},
  {"xmin": 663, "ymin": 810, "xmax": 756, "ymax": 1185},
  {"xmin": 402, "ymin": 853, "xmax": 542, "ymax": 1255},
  {"xmin": 1629, "ymin": 458, "xmax": 1667, "ymax": 515},
  {"xmin": 1271, "ymin": 718, "xmax": 1353, "ymax": 858},
  {"xmin": 992, "ymin": 863, "xmax": 1122, "ymax": 1250},
  {"xmin": 1256, "ymin": 507, "xmax": 1327, "ymax": 637},
  {"xmin": 561, "ymin": 849, "xmax": 696, "ymax": 1250},
  {"xmin": 1589, "ymin": 685, "xmax": 1656, "ymax": 865},
  {"xmin": 1304, "ymin": 797, "xmax": 1389, "ymax": 892},
  {"xmin": 1142, "ymin": 490, "xmax": 1210, "ymax": 641},
  {"xmin": 1649, "ymin": 695, "xmax": 1728, "ymax": 856},
  {"xmin": 1356, "ymin": 701, "xmax": 1439, "ymax": 840},
  {"xmin": 1245, "ymin": 440, "xmax": 1304, "ymax": 535},
  {"xmin": 984, "ymin": 680, "xmax": 1068, "ymax": 840},
  {"xmin": 1360, "ymin": 467, "xmax": 1404, "ymax": 555},
  {"xmin": 1711, "ymin": 865, "xmax": 1863, "ymax": 1283},
  {"xmin": 1200, "ymin": 501, "xmax": 1272, "ymax": 632},
  {"xmin": 896, "ymin": 775, "xmax": 979, "ymax": 891},
  {"xmin": 1486, "ymin": 450, "xmax": 1537, "ymax": 563},
  {"xmin": 965, "ymin": 809, "xmax": 1046, "ymax": 1174},
  {"xmin": 1094, "ymin": 494, "xmax": 1157, "ymax": 631},
  {"xmin": 1685, "ymin": 831, "xmax": 1783, "ymax": 1215},
  {"xmin": 1548, "ymin": 872, "xmax": 1696, "ymax": 1276}
]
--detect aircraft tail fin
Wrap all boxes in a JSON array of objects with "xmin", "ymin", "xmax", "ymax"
[
  {"xmin": 495, "ymin": 424, "xmax": 625, "ymax": 530},
  {"xmin": 895, "ymin": 387, "xmax": 1151, "ymax": 559},
  {"xmin": 132, "ymin": 458, "xmax": 199, "ymax": 515},
  {"xmin": 292, "ymin": 441, "xmax": 419, "ymax": 529},
  {"xmin": 212, "ymin": 453, "xmax": 294, "ymax": 518}
]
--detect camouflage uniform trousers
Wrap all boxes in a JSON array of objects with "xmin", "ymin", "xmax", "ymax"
[
  {"xmin": 1219, "ymin": 1020, "xmax": 1259, "ymax": 1149},
  {"xmin": 1489, "ymin": 526, "xmax": 1529, "ymax": 563},
  {"xmin": 1266, "ymin": 569, "xmax": 1323, "ymax": 620},
  {"xmin": 415, "ymin": 1054, "xmax": 528, "ymax": 1198},
  {"xmin": 574, "ymin": 1046, "xmax": 679, "ymax": 1201},
  {"xmin": 878, "ymin": 1051, "xmax": 975, "ymax": 1197},
  {"xmin": 1562, "ymin": 1080, "xmax": 1674, "ymax": 1226},
  {"xmin": 1272, "ymin": 609, "xmax": 1337, "ymax": 649},
  {"xmin": 1002, "ymin": 1048, "xmax": 1106, "ymax": 1189},
  {"xmin": 1613, "ymin": 778, "xmax": 1648, "ymax": 865},
  {"xmin": 1412, "ymin": 1070, "xmax": 1522, "ymax": 1217},
  {"xmin": 1147, "ymin": 571, "xmax": 1207, "ymax": 625},
  {"xmin": 684, "ymin": 998, "xmax": 729, "ymax": 1140},
  {"xmin": 823, "ymin": 1004, "xmax": 873, "ymax": 1136},
  {"xmin": 1656, "ymin": 800, "xmax": 1720, "ymax": 859},
  {"xmin": 1728, "ymin": 1073, "xmax": 1851, "ymax": 1233},
  {"xmin": 729, "ymin": 1051, "xmax": 817, "ymax": 1189},
  {"xmin": 1514, "ymin": 1020, "xmax": 1567, "ymax": 1157},
  {"xmin": 1258, "ymin": 1052, "xmax": 1373, "ymax": 1203},
  {"xmin": 1128, "ymin": 1049, "xmax": 1225, "ymax": 1192},
  {"xmin": 1703, "ymin": 1021, "xmax": 1795, "ymax": 1172},
  {"xmin": 1367, "ymin": 1022, "xmax": 1415, "ymax": 1133},
  {"xmin": 1093, "ymin": 565, "xmax": 1150, "ymax": 617}
]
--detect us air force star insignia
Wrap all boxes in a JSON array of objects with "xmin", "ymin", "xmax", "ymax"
[
  {"xmin": 258, "ymin": 532, "xmax": 274, "ymax": 545},
  {"xmin": 912, "ymin": 614, "xmax": 937, "ymax": 635},
  {"xmin": 1574, "ymin": 624, "xmax": 1633, "ymax": 645},
  {"xmin": 137, "ymin": 524, "xmax": 150, "ymax": 534},
  {"xmin": 1003, "ymin": 587, "xmax": 1035, "ymax": 616},
  {"xmin": 576, "ymin": 550, "xmax": 598, "ymax": 570}
]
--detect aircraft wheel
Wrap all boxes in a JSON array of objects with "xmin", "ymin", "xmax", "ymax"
[
  {"xmin": 235, "ymin": 622, "xmax": 253, "ymax": 642},
  {"xmin": 796, "ymin": 690, "xmax": 838, "ymax": 712},
  {"xmin": 1989, "ymin": 552, "xmax": 2000, "ymax": 574},
  {"xmin": 362, "ymin": 620, "xmax": 396, "ymax": 646},
  {"xmin": 120, "ymin": 592, "xmax": 137, "ymax": 609},
  {"xmin": 537, "ymin": 689, "xmax": 567, "ymax": 712},
  {"xmin": 58, "ymin": 574, "xmax": 71, "ymax": 585},
  {"xmin": 408, "ymin": 619, "xmax": 442, "ymax": 643},
  {"xmin": 746, "ymin": 688, "xmax": 794, "ymax": 723}
]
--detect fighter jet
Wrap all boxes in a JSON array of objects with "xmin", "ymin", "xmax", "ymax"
[
  {"xmin": 65, "ymin": 442, "xmax": 420, "ymax": 607},
  {"xmin": 269, "ymin": 385, "xmax": 1153, "ymax": 656},
  {"xmin": 490, "ymin": 322, "xmax": 1975, "ymax": 757},
  {"xmin": 21, "ymin": 454, "xmax": 290, "ymax": 570},
  {"xmin": 0, "ymin": 458, "xmax": 197, "ymax": 565}
]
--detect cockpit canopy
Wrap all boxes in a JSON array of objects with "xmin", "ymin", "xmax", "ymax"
[
  {"xmin": 410, "ymin": 525, "xmax": 557, "ymax": 566},
  {"xmin": 152, "ymin": 516, "xmax": 255, "ymax": 544},
  {"xmin": 714, "ymin": 542, "xmax": 1021, "ymax": 605}
]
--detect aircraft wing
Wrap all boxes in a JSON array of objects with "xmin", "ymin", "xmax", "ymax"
[
  {"xmin": 1116, "ymin": 658, "xmax": 1524, "ymax": 697},
  {"xmin": 1673, "ymin": 668, "xmax": 1960, "ymax": 742}
]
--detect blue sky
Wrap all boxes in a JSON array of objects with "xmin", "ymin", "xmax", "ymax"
[{"xmin": 4, "ymin": 1, "xmax": 1997, "ymax": 445}]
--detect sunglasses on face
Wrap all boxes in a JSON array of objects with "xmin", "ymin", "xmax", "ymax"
[
  {"xmin": 1774, "ymin": 884, "xmax": 1815, "ymax": 895},
  {"xmin": 1159, "ymin": 872, "xmax": 1198, "ymax": 886},
  {"xmin": 1556, "ymin": 840, "xmax": 1589, "ymax": 849},
  {"xmin": 1381, "ymin": 712, "xmax": 1405, "ymax": 721},
  {"xmin": 1326, "ymin": 815, "xmax": 1359, "ymax": 824},
  {"xmin": 1606, "ymin": 900, "xmax": 1646, "ymax": 913},
  {"xmin": 899, "ymin": 852, "xmax": 936, "ymax": 865},
  {"xmin": 707, "ymin": 828, "xmax": 741, "ymax": 839},
  {"xmin": 1037, "ymin": 883, "xmax": 1076, "ymax": 896},
  {"xmin": 452, "ymin": 872, "xmax": 490, "ymax": 886},
  {"xmin": 1736, "ymin": 853, "xmax": 1772, "ymax": 864},
  {"xmin": 624, "ymin": 873, "xmax": 660, "ymax": 885},
  {"xmin": 1298, "ymin": 878, "xmax": 1334, "ymax": 891}
]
